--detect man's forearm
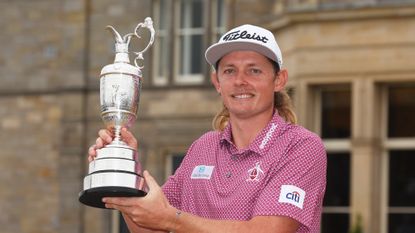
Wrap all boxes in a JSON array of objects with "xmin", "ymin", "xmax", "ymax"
[
  {"xmin": 169, "ymin": 211, "xmax": 299, "ymax": 233},
  {"xmin": 122, "ymin": 213, "xmax": 167, "ymax": 233}
]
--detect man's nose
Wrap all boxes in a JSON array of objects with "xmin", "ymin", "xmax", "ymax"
[{"xmin": 234, "ymin": 72, "xmax": 248, "ymax": 85}]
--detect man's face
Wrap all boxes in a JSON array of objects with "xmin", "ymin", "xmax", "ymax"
[{"xmin": 211, "ymin": 51, "xmax": 286, "ymax": 120}]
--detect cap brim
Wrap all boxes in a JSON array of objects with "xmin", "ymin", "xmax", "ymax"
[{"xmin": 205, "ymin": 41, "xmax": 278, "ymax": 68}]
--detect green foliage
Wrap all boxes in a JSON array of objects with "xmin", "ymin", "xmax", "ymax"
[{"xmin": 348, "ymin": 214, "xmax": 363, "ymax": 233}]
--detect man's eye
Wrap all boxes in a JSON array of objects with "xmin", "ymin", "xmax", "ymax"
[
  {"xmin": 250, "ymin": 68, "xmax": 262, "ymax": 74},
  {"xmin": 223, "ymin": 69, "xmax": 235, "ymax": 74}
]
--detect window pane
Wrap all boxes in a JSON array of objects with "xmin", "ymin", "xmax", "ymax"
[
  {"xmin": 388, "ymin": 214, "xmax": 415, "ymax": 233},
  {"xmin": 216, "ymin": 0, "xmax": 225, "ymax": 28},
  {"xmin": 172, "ymin": 154, "xmax": 185, "ymax": 174},
  {"xmin": 180, "ymin": 0, "xmax": 204, "ymax": 28},
  {"xmin": 321, "ymin": 86, "xmax": 351, "ymax": 138},
  {"xmin": 156, "ymin": 36, "xmax": 169, "ymax": 78},
  {"xmin": 180, "ymin": 34, "xmax": 203, "ymax": 75},
  {"xmin": 324, "ymin": 153, "xmax": 350, "ymax": 206},
  {"xmin": 154, "ymin": 0, "xmax": 171, "ymax": 86},
  {"xmin": 321, "ymin": 213, "xmax": 349, "ymax": 233},
  {"xmin": 389, "ymin": 150, "xmax": 415, "ymax": 207},
  {"xmin": 158, "ymin": 0, "xmax": 170, "ymax": 30},
  {"xmin": 388, "ymin": 85, "xmax": 415, "ymax": 138}
]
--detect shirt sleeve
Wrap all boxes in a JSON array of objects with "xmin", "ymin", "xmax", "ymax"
[
  {"xmin": 162, "ymin": 173, "xmax": 182, "ymax": 209},
  {"xmin": 161, "ymin": 139, "xmax": 199, "ymax": 210},
  {"xmin": 252, "ymin": 133, "xmax": 327, "ymax": 231}
]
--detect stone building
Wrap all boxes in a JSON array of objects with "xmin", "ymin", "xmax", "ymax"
[{"xmin": 0, "ymin": 0, "xmax": 414, "ymax": 233}]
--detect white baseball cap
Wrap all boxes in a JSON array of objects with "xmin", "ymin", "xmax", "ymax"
[{"xmin": 205, "ymin": 24, "xmax": 283, "ymax": 69}]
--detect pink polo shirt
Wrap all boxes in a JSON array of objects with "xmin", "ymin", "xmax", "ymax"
[{"xmin": 162, "ymin": 113, "xmax": 327, "ymax": 233}]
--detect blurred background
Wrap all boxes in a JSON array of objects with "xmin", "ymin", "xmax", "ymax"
[{"xmin": 0, "ymin": 0, "xmax": 414, "ymax": 233}]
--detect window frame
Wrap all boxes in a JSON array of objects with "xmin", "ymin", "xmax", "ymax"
[
  {"xmin": 309, "ymin": 83, "xmax": 353, "ymax": 232},
  {"xmin": 151, "ymin": 0, "xmax": 227, "ymax": 88},
  {"xmin": 152, "ymin": 0, "xmax": 172, "ymax": 86},
  {"xmin": 379, "ymin": 83, "xmax": 415, "ymax": 233}
]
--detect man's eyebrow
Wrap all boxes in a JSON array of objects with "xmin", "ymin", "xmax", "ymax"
[{"xmin": 219, "ymin": 63, "xmax": 236, "ymax": 69}]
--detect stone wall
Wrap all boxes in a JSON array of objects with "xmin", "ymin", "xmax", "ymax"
[
  {"xmin": 1, "ymin": 0, "xmax": 414, "ymax": 233},
  {"xmin": 0, "ymin": 0, "xmax": 217, "ymax": 232},
  {"xmin": 0, "ymin": 95, "xmax": 61, "ymax": 233}
]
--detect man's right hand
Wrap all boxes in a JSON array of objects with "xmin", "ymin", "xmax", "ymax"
[{"xmin": 88, "ymin": 127, "xmax": 138, "ymax": 162}]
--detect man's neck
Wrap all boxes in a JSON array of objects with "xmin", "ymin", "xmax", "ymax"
[{"xmin": 230, "ymin": 112, "xmax": 274, "ymax": 149}]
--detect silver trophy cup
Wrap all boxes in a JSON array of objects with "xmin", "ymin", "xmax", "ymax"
[{"xmin": 79, "ymin": 18, "xmax": 155, "ymax": 208}]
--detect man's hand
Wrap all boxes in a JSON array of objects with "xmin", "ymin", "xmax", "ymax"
[
  {"xmin": 88, "ymin": 127, "xmax": 138, "ymax": 162},
  {"xmin": 103, "ymin": 170, "xmax": 177, "ymax": 232}
]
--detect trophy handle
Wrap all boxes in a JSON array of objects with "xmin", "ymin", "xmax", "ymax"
[{"xmin": 132, "ymin": 17, "xmax": 155, "ymax": 68}]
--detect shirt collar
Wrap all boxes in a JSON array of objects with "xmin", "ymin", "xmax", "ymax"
[{"xmin": 219, "ymin": 112, "xmax": 286, "ymax": 156}]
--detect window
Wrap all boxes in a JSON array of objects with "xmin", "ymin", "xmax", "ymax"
[
  {"xmin": 381, "ymin": 84, "xmax": 415, "ymax": 233},
  {"xmin": 152, "ymin": 0, "xmax": 172, "ymax": 86},
  {"xmin": 152, "ymin": 0, "xmax": 227, "ymax": 87},
  {"xmin": 322, "ymin": 152, "xmax": 350, "ymax": 233},
  {"xmin": 321, "ymin": 88, "xmax": 351, "ymax": 138},
  {"xmin": 176, "ymin": 0, "xmax": 205, "ymax": 83},
  {"xmin": 213, "ymin": 0, "xmax": 227, "ymax": 41},
  {"xmin": 165, "ymin": 153, "xmax": 186, "ymax": 176},
  {"xmin": 314, "ymin": 84, "xmax": 352, "ymax": 233}
]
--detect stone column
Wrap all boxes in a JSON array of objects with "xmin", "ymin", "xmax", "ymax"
[{"xmin": 350, "ymin": 79, "xmax": 381, "ymax": 233}]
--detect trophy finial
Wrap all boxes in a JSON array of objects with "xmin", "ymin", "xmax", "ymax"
[
  {"xmin": 106, "ymin": 25, "xmax": 131, "ymax": 63},
  {"xmin": 106, "ymin": 26, "xmax": 123, "ymax": 44}
]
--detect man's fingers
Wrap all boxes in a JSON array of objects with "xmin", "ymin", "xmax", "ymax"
[
  {"xmin": 143, "ymin": 170, "xmax": 160, "ymax": 192},
  {"xmin": 88, "ymin": 144, "xmax": 97, "ymax": 162},
  {"xmin": 98, "ymin": 129, "xmax": 113, "ymax": 144},
  {"xmin": 105, "ymin": 202, "xmax": 135, "ymax": 214},
  {"xmin": 121, "ymin": 127, "xmax": 138, "ymax": 150},
  {"xmin": 103, "ymin": 197, "xmax": 139, "ymax": 208},
  {"xmin": 86, "ymin": 129, "xmax": 112, "ymax": 162},
  {"xmin": 95, "ymin": 137, "xmax": 105, "ymax": 148}
]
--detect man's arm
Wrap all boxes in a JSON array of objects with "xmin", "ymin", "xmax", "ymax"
[
  {"xmin": 170, "ymin": 212, "xmax": 299, "ymax": 233},
  {"xmin": 122, "ymin": 213, "xmax": 167, "ymax": 233},
  {"xmin": 104, "ymin": 171, "xmax": 300, "ymax": 233}
]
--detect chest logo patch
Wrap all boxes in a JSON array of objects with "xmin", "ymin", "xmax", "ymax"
[
  {"xmin": 278, "ymin": 185, "xmax": 306, "ymax": 209},
  {"xmin": 246, "ymin": 162, "xmax": 264, "ymax": 181},
  {"xmin": 191, "ymin": 165, "xmax": 214, "ymax": 179}
]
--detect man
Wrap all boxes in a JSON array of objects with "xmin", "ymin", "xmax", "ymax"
[{"xmin": 89, "ymin": 24, "xmax": 327, "ymax": 233}]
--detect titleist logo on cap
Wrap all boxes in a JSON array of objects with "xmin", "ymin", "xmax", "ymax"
[{"xmin": 222, "ymin": 30, "xmax": 268, "ymax": 44}]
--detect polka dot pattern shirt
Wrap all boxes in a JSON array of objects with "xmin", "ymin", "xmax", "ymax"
[{"xmin": 162, "ymin": 113, "xmax": 327, "ymax": 233}]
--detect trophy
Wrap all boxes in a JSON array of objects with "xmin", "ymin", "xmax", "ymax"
[{"xmin": 79, "ymin": 17, "xmax": 155, "ymax": 209}]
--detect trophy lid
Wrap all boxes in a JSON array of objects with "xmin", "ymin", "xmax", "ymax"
[{"xmin": 100, "ymin": 62, "xmax": 142, "ymax": 77}]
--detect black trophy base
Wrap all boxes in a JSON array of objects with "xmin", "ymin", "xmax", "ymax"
[{"xmin": 79, "ymin": 186, "xmax": 147, "ymax": 209}]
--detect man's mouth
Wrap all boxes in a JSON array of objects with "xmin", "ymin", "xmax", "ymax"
[{"xmin": 232, "ymin": 93, "xmax": 254, "ymax": 99}]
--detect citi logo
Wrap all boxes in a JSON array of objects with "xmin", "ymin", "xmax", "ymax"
[
  {"xmin": 278, "ymin": 185, "xmax": 305, "ymax": 209},
  {"xmin": 286, "ymin": 191, "xmax": 301, "ymax": 203}
]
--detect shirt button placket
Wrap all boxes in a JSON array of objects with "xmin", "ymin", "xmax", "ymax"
[
  {"xmin": 226, "ymin": 154, "xmax": 239, "ymax": 178},
  {"xmin": 231, "ymin": 154, "xmax": 238, "ymax": 161}
]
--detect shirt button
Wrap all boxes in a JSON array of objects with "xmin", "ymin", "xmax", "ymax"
[
  {"xmin": 226, "ymin": 171, "xmax": 232, "ymax": 178},
  {"xmin": 231, "ymin": 155, "xmax": 238, "ymax": 161}
]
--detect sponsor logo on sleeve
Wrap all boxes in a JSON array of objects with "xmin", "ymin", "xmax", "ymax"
[
  {"xmin": 278, "ymin": 185, "xmax": 306, "ymax": 209},
  {"xmin": 259, "ymin": 123, "xmax": 277, "ymax": 149},
  {"xmin": 191, "ymin": 165, "xmax": 214, "ymax": 179}
]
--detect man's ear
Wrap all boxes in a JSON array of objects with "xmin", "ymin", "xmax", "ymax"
[
  {"xmin": 211, "ymin": 72, "xmax": 221, "ymax": 93},
  {"xmin": 274, "ymin": 69, "xmax": 288, "ymax": 92}
]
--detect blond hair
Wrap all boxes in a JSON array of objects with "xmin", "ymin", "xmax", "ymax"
[{"xmin": 212, "ymin": 89, "xmax": 297, "ymax": 131}]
